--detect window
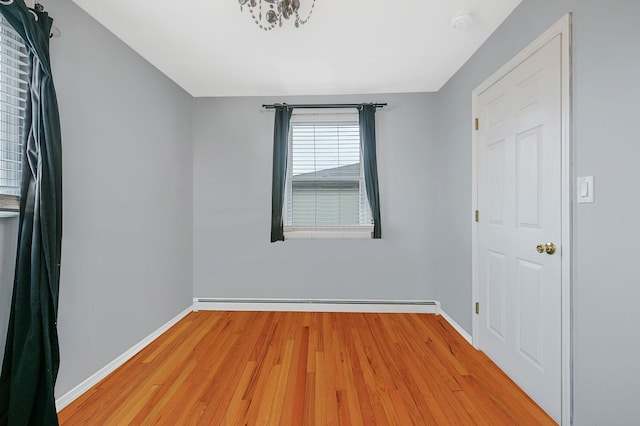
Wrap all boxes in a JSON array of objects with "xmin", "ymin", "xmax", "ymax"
[
  {"xmin": 284, "ymin": 110, "xmax": 373, "ymax": 238},
  {"xmin": 0, "ymin": 14, "xmax": 28, "ymax": 211}
]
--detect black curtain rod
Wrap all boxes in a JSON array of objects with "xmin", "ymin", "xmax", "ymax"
[{"xmin": 262, "ymin": 103, "xmax": 387, "ymax": 110}]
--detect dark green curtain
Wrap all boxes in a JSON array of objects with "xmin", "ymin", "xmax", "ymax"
[
  {"xmin": 0, "ymin": 1, "xmax": 63, "ymax": 425},
  {"xmin": 270, "ymin": 105, "xmax": 292, "ymax": 242},
  {"xmin": 359, "ymin": 105, "xmax": 382, "ymax": 239}
]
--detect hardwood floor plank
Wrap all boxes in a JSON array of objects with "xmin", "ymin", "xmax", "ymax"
[
  {"xmin": 59, "ymin": 312, "xmax": 557, "ymax": 425},
  {"xmin": 280, "ymin": 321, "xmax": 307, "ymax": 425},
  {"xmin": 314, "ymin": 351, "xmax": 328, "ymax": 425},
  {"xmin": 342, "ymin": 315, "xmax": 378, "ymax": 426},
  {"xmin": 302, "ymin": 372, "xmax": 315, "ymax": 426},
  {"xmin": 220, "ymin": 360, "xmax": 255, "ymax": 425}
]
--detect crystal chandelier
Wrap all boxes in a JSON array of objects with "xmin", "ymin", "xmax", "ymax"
[{"xmin": 238, "ymin": 0, "xmax": 316, "ymax": 30}]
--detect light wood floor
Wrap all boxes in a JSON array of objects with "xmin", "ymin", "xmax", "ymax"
[{"xmin": 59, "ymin": 311, "xmax": 556, "ymax": 425}]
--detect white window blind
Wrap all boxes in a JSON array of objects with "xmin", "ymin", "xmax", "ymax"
[
  {"xmin": 284, "ymin": 110, "xmax": 373, "ymax": 230},
  {"xmin": 0, "ymin": 14, "xmax": 28, "ymax": 210}
]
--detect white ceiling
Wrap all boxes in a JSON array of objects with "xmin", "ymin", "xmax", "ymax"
[{"xmin": 70, "ymin": 0, "xmax": 522, "ymax": 97}]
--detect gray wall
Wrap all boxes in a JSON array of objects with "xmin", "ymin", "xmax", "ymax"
[
  {"xmin": 44, "ymin": 0, "xmax": 193, "ymax": 397},
  {"xmin": 0, "ymin": 217, "xmax": 18, "ymax": 368},
  {"xmin": 193, "ymin": 93, "xmax": 437, "ymax": 301},
  {"xmin": 435, "ymin": 0, "xmax": 640, "ymax": 424}
]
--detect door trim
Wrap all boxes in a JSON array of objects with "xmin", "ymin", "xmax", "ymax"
[{"xmin": 471, "ymin": 14, "xmax": 572, "ymax": 425}]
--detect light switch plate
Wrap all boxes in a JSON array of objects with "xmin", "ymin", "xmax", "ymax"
[{"xmin": 577, "ymin": 176, "xmax": 594, "ymax": 203}]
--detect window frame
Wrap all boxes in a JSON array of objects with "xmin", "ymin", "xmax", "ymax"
[
  {"xmin": 0, "ymin": 14, "xmax": 28, "ymax": 213},
  {"xmin": 283, "ymin": 108, "xmax": 374, "ymax": 240}
]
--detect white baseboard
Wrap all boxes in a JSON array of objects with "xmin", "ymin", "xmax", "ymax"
[
  {"xmin": 55, "ymin": 305, "xmax": 193, "ymax": 412},
  {"xmin": 440, "ymin": 310, "xmax": 473, "ymax": 345},
  {"xmin": 194, "ymin": 298, "xmax": 441, "ymax": 314}
]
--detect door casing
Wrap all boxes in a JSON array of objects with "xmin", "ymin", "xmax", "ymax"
[{"xmin": 471, "ymin": 13, "xmax": 572, "ymax": 426}]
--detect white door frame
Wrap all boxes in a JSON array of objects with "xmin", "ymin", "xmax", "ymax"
[{"xmin": 471, "ymin": 14, "xmax": 572, "ymax": 425}]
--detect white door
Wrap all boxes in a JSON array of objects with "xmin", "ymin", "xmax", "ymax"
[{"xmin": 477, "ymin": 35, "xmax": 562, "ymax": 421}]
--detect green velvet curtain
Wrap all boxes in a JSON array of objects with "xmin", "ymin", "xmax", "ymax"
[
  {"xmin": 0, "ymin": 1, "xmax": 63, "ymax": 425},
  {"xmin": 270, "ymin": 105, "xmax": 292, "ymax": 242},
  {"xmin": 359, "ymin": 105, "xmax": 382, "ymax": 238}
]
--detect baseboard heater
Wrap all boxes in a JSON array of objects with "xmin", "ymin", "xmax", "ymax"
[{"xmin": 193, "ymin": 298, "xmax": 440, "ymax": 314}]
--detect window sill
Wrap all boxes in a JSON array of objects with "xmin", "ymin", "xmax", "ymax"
[
  {"xmin": 284, "ymin": 226, "xmax": 374, "ymax": 240},
  {"xmin": 0, "ymin": 195, "xmax": 20, "ymax": 213}
]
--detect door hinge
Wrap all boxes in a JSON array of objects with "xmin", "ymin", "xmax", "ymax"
[
  {"xmin": 475, "ymin": 302, "xmax": 480, "ymax": 315},
  {"xmin": 475, "ymin": 210, "xmax": 479, "ymax": 222},
  {"xmin": 475, "ymin": 118, "xmax": 479, "ymax": 130}
]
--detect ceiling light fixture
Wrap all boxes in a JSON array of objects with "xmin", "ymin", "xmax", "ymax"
[{"xmin": 238, "ymin": 0, "xmax": 316, "ymax": 30}]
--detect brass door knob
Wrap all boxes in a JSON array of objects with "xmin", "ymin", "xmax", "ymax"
[{"xmin": 536, "ymin": 242, "xmax": 556, "ymax": 255}]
